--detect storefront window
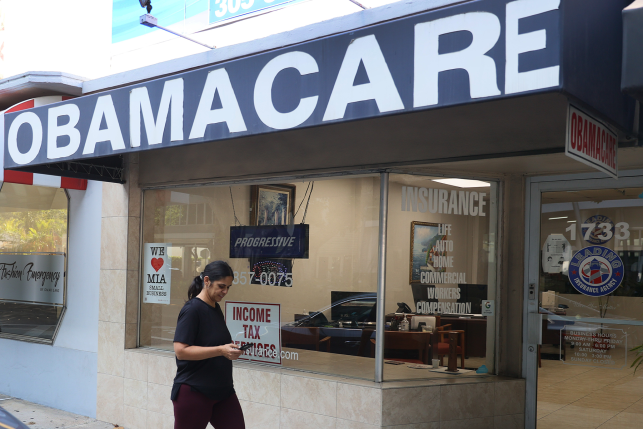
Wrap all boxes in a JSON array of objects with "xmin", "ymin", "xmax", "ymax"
[
  {"xmin": 384, "ymin": 174, "xmax": 498, "ymax": 380},
  {"xmin": 140, "ymin": 175, "xmax": 380, "ymax": 379},
  {"xmin": 537, "ymin": 188, "xmax": 643, "ymax": 424},
  {"xmin": 0, "ymin": 183, "xmax": 68, "ymax": 343}
]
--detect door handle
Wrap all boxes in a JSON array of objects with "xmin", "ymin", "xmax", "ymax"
[{"xmin": 528, "ymin": 313, "xmax": 543, "ymax": 345}]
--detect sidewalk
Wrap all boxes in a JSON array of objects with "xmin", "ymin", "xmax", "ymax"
[{"xmin": 0, "ymin": 395, "xmax": 116, "ymax": 429}]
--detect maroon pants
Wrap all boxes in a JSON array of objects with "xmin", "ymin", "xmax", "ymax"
[{"xmin": 173, "ymin": 384, "xmax": 245, "ymax": 429}]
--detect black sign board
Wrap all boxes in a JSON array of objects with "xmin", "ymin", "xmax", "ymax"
[{"xmin": 229, "ymin": 225, "xmax": 309, "ymax": 259}]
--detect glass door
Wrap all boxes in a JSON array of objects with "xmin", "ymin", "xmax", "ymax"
[{"xmin": 526, "ymin": 174, "xmax": 643, "ymax": 429}]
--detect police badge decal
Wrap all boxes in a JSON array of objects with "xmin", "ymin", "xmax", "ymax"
[{"xmin": 568, "ymin": 246, "xmax": 624, "ymax": 297}]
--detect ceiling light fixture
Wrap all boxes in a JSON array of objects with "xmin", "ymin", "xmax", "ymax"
[
  {"xmin": 432, "ymin": 178, "xmax": 491, "ymax": 188},
  {"xmin": 549, "ymin": 216, "xmax": 568, "ymax": 220}
]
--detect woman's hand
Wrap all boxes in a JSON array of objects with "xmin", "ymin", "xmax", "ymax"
[{"xmin": 219, "ymin": 343, "xmax": 243, "ymax": 361}]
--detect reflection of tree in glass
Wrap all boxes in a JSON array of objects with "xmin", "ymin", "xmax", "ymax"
[
  {"xmin": 162, "ymin": 205, "xmax": 186, "ymax": 226},
  {"xmin": 0, "ymin": 209, "xmax": 67, "ymax": 252}
]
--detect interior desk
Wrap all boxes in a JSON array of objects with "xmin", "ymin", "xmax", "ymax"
[
  {"xmin": 281, "ymin": 326, "xmax": 375, "ymax": 357},
  {"xmin": 281, "ymin": 326, "xmax": 435, "ymax": 362},
  {"xmin": 440, "ymin": 317, "xmax": 487, "ymax": 358}
]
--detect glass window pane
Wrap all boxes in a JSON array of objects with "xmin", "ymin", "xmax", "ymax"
[
  {"xmin": 0, "ymin": 302, "xmax": 63, "ymax": 339},
  {"xmin": 384, "ymin": 174, "xmax": 498, "ymax": 380},
  {"xmin": 537, "ymin": 188, "xmax": 643, "ymax": 422},
  {"xmin": 140, "ymin": 176, "xmax": 380, "ymax": 380},
  {"xmin": 0, "ymin": 184, "xmax": 68, "ymax": 342}
]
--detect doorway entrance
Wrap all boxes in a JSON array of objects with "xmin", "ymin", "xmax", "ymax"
[{"xmin": 525, "ymin": 172, "xmax": 643, "ymax": 429}]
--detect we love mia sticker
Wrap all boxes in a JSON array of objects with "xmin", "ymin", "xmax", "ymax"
[{"xmin": 144, "ymin": 243, "xmax": 171, "ymax": 304}]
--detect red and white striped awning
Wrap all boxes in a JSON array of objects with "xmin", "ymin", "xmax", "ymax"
[{"xmin": 2, "ymin": 96, "xmax": 87, "ymax": 191}]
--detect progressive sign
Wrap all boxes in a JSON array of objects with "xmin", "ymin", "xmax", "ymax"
[
  {"xmin": 229, "ymin": 225, "xmax": 309, "ymax": 259},
  {"xmin": 5, "ymin": 0, "xmax": 562, "ymax": 169}
]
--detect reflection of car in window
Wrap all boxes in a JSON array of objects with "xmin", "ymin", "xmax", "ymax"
[
  {"xmin": 282, "ymin": 293, "xmax": 377, "ymax": 357},
  {"xmin": 289, "ymin": 293, "xmax": 377, "ymax": 328}
]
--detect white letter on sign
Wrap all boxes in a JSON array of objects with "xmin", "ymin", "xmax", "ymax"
[
  {"xmin": 255, "ymin": 51, "xmax": 319, "ymax": 130},
  {"xmin": 8, "ymin": 112, "xmax": 43, "ymax": 165},
  {"xmin": 505, "ymin": 0, "xmax": 560, "ymax": 94},
  {"xmin": 47, "ymin": 104, "xmax": 81, "ymax": 159},
  {"xmin": 414, "ymin": 12, "xmax": 501, "ymax": 108},
  {"xmin": 189, "ymin": 68, "xmax": 247, "ymax": 139},
  {"xmin": 323, "ymin": 35, "xmax": 403, "ymax": 121},
  {"xmin": 130, "ymin": 78, "xmax": 184, "ymax": 147},
  {"xmin": 82, "ymin": 95, "xmax": 126, "ymax": 155}
]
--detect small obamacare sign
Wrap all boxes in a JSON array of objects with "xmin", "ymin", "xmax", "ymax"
[{"xmin": 566, "ymin": 105, "xmax": 618, "ymax": 179}]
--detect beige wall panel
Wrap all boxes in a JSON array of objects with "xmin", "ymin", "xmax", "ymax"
[
  {"xmin": 97, "ymin": 321, "xmax": 125, "ymax": 377},
  {"xmin": 96, "ymin": 373, "xmax": 124, "ymax": 425}
]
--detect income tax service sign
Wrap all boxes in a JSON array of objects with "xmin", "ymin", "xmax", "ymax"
[{"xmin": 225, "ymin": 301, "xmax": 281, "ymax": 364}]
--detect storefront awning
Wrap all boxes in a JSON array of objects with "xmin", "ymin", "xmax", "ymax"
[
  {"xmin": 0, "ymin": 72, "xmax": 84, "ymax": 111},
  {"xmin": 2, "ymin": 98, "xmax": 89, "ymax": 189},
  {"xmin": 3, "ymin": 0, "xmax": 638, "ymax": 182},
  {"xmin": 0, "ymin": 73, "xmax": 123, "ymax": 183}
]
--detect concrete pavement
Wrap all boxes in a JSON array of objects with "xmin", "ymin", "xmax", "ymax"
[{"xmin": 0, "ymin": 395, "xmax": 117, "ymax": 429}]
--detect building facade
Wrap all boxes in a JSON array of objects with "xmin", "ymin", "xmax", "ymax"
[{"xmin": 2, "ymin": 1, "xmax": 643, "ymax": 428}]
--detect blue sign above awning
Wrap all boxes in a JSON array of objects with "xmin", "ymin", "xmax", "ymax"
[
  {"xmin": 210, "ymin": 0, "xmax": 307, "ymax": 25},
  {"xmin": 229, "ymin": 225, "xmax": 309, "ymax": 259}
]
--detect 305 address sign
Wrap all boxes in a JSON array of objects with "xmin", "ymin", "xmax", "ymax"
[{"xmin": 210, "ymin": 0, "xmax": 304, "ymax": 24}]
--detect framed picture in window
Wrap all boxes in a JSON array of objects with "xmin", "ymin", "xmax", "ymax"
[
  {"xmin": 410, "ymin": 221, "xmax": 448, "ymax": 284},
  {"xmin": 250, "ymin": 184, "xmax": 296, "ymax": 226}
]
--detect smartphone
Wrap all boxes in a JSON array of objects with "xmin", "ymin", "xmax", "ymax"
[{"xmin": 239, "ymin": 343, "xmax": 255, "ymax": 352}]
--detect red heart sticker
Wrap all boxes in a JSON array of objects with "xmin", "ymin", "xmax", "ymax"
[{"xmin": 151, "ymin": 258, "xmax": 164, "ymax": 272}]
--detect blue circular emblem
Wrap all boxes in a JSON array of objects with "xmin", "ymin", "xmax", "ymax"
[
  {"xmin": 581, "ymin": 215, "xmax": 614, "ymax": 245},
  {"xmin": 568, "ymin": 246, "xmax": 624, "ymax": 297}
]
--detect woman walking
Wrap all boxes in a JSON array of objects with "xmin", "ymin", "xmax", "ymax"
[{"xmin": 171, "ymin": 260, "xmax": 245, "ymax": 429}]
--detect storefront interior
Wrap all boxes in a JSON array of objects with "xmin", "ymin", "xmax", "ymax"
[{"xmin": 138, "ymin": 171, "xmax": 497, "ymax": 381}]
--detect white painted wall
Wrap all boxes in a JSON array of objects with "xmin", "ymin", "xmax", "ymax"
[
  {"xmin": 55, "ymin": 182, "xmax": 102, "ymax": 353},
  {"xmin": 0, "ymin": 181, "xmax": 103, "ymax": 417},
  {"xmin": 0, "ymin": 0, "xmax": 447, "ymax": 80},
  {"xmin": 0, "ymin": 0, "xmax": 112, "ymax": 79},
  {"xmin": 109, "ymin": 0, "xmax": 420, "ymax": 74}
]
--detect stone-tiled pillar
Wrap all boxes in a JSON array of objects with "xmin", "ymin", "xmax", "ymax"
[
  {"xmin": 126, "ymin": 154, "xmax": 142, "ymax": 349},
  {"xmin": 498, "ymin": 175, "xmax": 525, "ymax": 378},
  {"xmin": 96, "ymin": 155, "xmax": 136, "ymax": 426}
]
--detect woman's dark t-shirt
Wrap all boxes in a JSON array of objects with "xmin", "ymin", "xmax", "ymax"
[{"xmin": 171, "ymin": 298, "xmax": 234, "ymax": 401}]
